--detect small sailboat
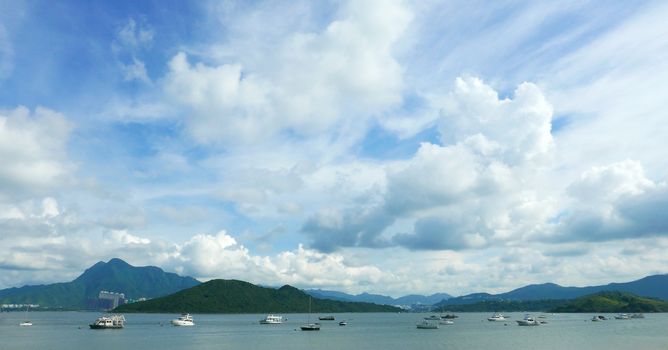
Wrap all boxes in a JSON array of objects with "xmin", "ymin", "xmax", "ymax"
[
  {"xmin": 19, "ymin": 305, "xmax": 32, "ymax": 327},
  {"xmin": 300, "ymin": 297, "xmax": 320, "ymax": 331}
]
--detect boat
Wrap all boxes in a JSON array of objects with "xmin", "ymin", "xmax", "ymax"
[
  {"xmin": 630, "ymin": 313, "xmax": 645, "ymax": 319},
  {"xmin": 614, "ymin": 313, "xmax": 630, "ymax": 320},
  {"xmin": 338, "ymin": 321, "xmax": 347, "ymax": 326},
  {"xmin": 441, "ymin": 313, "xmax": 458, "ymax": 319},
  {"xmin": 424, "ymin": 315, "xmax": 441, "ymax": 320},
  {"xmin": 487, "ymin": 313, "xmax": 507, "ymax": 321},
  {"xmin": 171, "ymin": 313, "xmax": 195, "ymax": 326},
  {"xmin": 591, "ymin": 315, "xmax": 607, "ymax": 322},
  {"xmin": 416, "ymin": 320, "xmax": 438, "ymax": 329},
  {"xmin": 89, "ymin": 315, "xmax": 125, "ymax": 329},
  {"xmin": 259, "ymin": 314, "xmax": 283, "ymax": 324},
  {"xmin": 318, "ymin": 316, "xmax": 335, "ymax": 321},
  {"xmin": 19, "ymin": 305, "xmax": 32, "ymax": 327},
  {"xmin": 439, "ymin": 319, "xmax": 454, "ymax": 325},
  {"xmin": 516, "ymin": 314, "xmax": 541, "ymax": 326},
  {"xmin": 300, "ymin": 297, "xmax": 321, "ymax": 331}
]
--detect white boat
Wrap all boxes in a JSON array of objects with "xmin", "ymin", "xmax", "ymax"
[
  {"xmin": 171, "ymin": 313, "xmax": 195, "ymax": 326},
  {"xmin": 591, "ymin": 315, "xmax": 607, "ymax": 322},
  {"xmin": 300, "ymin": 297, "xmax": 320, "ymax": 331},
  {"xmin": 439, "ymin": 319, "xmax": 454, "ymax": 325},
  {"xmin": 614, "ymin": 313, "xmax": 630, "ymax": 320},
  {"xmin": 487, "ymin": 313, "xmax": 507, "ymax": 321},
  {"xmin": 630, "ymin": 313, "xmax": 644, "ymax": 319},
  {"xmin": 338, "ymin": 321, "xmax": 347, "ymax": 326},
  {"xmin": 89, "ymin": 315, "xmax": 125, "ymax": 329},
  {"xmin": 516, "ymin": 314, "xmax": 541, "ymax": 326},
  {"xmin": 416, "ymin": 320, "xmax": 438, "ymax": 329},
  {"xmin": 259, "ymin": 314, "xmax": 283, "ymax": 324},
  {"xmin": 19, "ymin": 306, "xmax": 32, "ymax": 327}
]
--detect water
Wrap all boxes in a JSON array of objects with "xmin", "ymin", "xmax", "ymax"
[{"xmin": 1, "ymin": 312, "xmax": 667, "ymax": 350}]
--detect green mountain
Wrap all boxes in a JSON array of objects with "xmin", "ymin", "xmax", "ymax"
[
  {"xmin": 115, "ymin": 279, "xmax": 402, "ymax": 313},
  {"xmin": 0, "ymin": 258, "xmax": 200, "ymax": 309},
  {"xmin": 551, "ymin": 291, "xmax": 668, "ymax": 313}
]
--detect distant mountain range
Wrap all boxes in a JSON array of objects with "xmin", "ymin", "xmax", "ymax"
[
  {"xmin": 0, "ymin": 258, "xmax": 200, "ymax": 309},
  {"xmin": 115, "ymin": 279, "xmax": 401, "ymax": 313},
  {"xmin": 305, "ymin": 289, "xmax": 452, "ymax": 306},
  {"xmin": 437, "ymin": 274, "xmax": 668, "ymax": 307}
]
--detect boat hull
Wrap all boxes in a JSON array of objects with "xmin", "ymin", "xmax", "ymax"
[{"xmin": 89, "ymin": 324, "xmax": 123, "ymax": 329}]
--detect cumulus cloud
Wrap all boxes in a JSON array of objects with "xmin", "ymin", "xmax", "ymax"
[
  {"xmin": 0, "ymin": 106, "xmax": 72, "ymax": 196},
  {"xmin": 302, "ymin": 77, "xmax": 556, "ymax": 251},
  {"xmin": 163, "ymin": 0, "xmax": 411, "ymax": 144},
  {"xmin": 550, "ymin": 160, "xmax": 668, "ymax": 243}
]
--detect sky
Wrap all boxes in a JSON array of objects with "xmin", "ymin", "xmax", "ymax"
[{"xmin": 1, "ymin": 0, "xmax": 668, "ymax": 297}]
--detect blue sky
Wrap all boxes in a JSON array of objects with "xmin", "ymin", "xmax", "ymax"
[{"xmin": 1, "ymin": 0, "xmax": 668, "ymax": 296}]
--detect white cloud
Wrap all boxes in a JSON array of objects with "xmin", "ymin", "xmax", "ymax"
[
  {"xmin": 303, "ymin": 77, "xmax": 556, "ymax": 251},
  {"xmin": 0, "ymin": 106, "xmax": 72, "ymax": 195},
  {"xmin": 121, "ymin": 57, "xmax": 150, "ymax": 83},
  {"xmin": 163, "ymin": 0, "xmax": 411, "ymax": 144}
]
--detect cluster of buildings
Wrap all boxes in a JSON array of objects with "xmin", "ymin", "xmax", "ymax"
[{"xmin": 87, "ymin": 291, "xmax": 127, "ymax": 310}]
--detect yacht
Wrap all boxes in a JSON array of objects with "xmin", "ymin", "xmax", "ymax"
[
  {"xmin": 89, "ymin": 315, "xmax": 125, "ymax": 329},
  {"xmin": 416, "ymin": 320, "xmax": 438, "ymax": 329},
  {"xmin": 516, "ymin": 315, "xmax": 541, "ymax": 326},
  {"xmin": 19, "ymin": 321, "xmax": 33, "ymax": 327},
  {"xmin": 171, "ymin": 313, "xmax": 195, "ymax": 326},
  {"xmin": 442, "ymin": 313, "xmax": 458, "ymax": 319},
  {"xmin": 614, "ymin": 313, "xmax": 630, "ymax": 320},
  {"xmin": 487, "ymin": 313, "xmax": 507, "ymax": 321},
  {"xmin": 318, "ymin": 316, "xmax": 335, "ymax": 321},
  {"xmin": 591, "ymin": 315, "xmax": 607, "ymax": 322},
  {"xmin": 630, "ymin": 313, "xmax": 645, "ymax": 319},
  {"xmin": 424, "ymin": 315, "xmax": 441, "ymax": 320},
  {"xmin": 259, "ymin": 314, "xmax": 283, "ymax": 324},
  {"xmin": 439, "ymin": 319, "xmax": 454, "ymax": 325},
  {"xmin": 338, "ymin": 321, "xmax": 347, "ymax": 326}
]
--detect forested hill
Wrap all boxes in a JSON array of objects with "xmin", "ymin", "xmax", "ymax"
[{"xmin": 115, "ymin": 279, "xmax": 402, "ymax": 313}]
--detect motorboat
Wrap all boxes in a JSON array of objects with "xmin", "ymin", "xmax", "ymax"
[
  {"xmin": 339, "ymin": 321, "xmax": 347, "ymax": 326},
  {"xmin": 318, "ymin": 316, "xmax": 335, "ymax": 321},
  {"xmin": 441, "ymin": 313, "xmax": 458, "ymax": 319},
  {"xmin": 591, "ymin": 315, "xmax": 607, "ymax": 322},
  {"xmin": 439, "ymin": 319, "xmax": 454, "ymax": 325},
  {"xmin": 630, "ymin": 313, "xmax": 644, "ymax": 319},
  {"xmin": 89, "ymin": 315, "xmax": 125, "ymax": 329},
  {"xmin": 424, "ymin": 315, "xmax": 441, "ymax": 320},
  {"xmin": 516, "ymin": 315, "xmax": 541, "ymax": 326},
  {"xmin": 300, "ymin": 323, "xmax": 321, "ymax": 331},
  {"xmin": 259, "ymin": 314, "xmax": 283, "ymax": 324},
  {"xmin": 416, "ymin": 320, "xmax": 438, "ymax": 329},
  {"xmin": 171, "ymin": 313, "xmax": 195, "ymax": 326},
  {"xmin": 614, "ymin": 313, "xmax": 630, "ymax": 320},
  {"xmin": 487, "ymin": 313, "xmax": 507, "ymax": 321}
]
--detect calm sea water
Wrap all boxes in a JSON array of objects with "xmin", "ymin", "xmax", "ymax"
[{"xmin": 1, "ymin": 312, "xmax": 667, "ymax": 350}]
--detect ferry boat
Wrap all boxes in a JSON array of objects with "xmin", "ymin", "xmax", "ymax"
[
  {"xmin": 171, "ymin": 313, "xmax": 195, "ymax": 326},
  {"xmin": 259, "ymin": 314, "xmax": 283, "ymax": 324},
  {"xmin": 89, "ymin": 315, "xmax": 125, "ymax": 329},
  {"xmin": 318, "ymin": 316, "xmax": 335, "ymax": 321}
]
